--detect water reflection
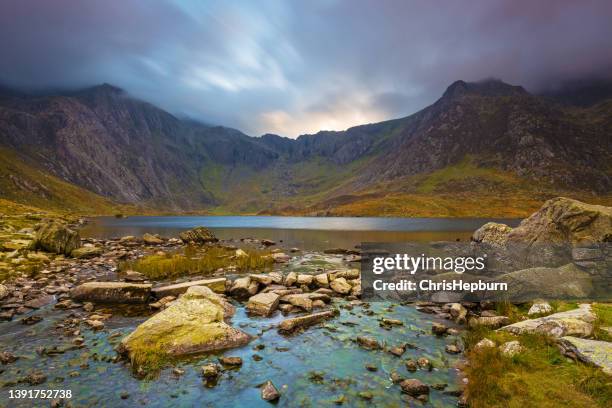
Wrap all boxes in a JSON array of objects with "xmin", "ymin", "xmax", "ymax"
[{"xmin": 82, "ymin": 216, "xmax": 521, "ymax": 252}]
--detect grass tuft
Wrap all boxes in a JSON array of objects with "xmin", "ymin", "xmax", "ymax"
[{"xmin": 120, "ymin": 246, "xmax": 272, "ymax": 280}]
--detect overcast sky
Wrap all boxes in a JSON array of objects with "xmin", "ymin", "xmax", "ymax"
[{"xmin": 1, "ymin": 0, "xmax": 611, "ymax": 137}]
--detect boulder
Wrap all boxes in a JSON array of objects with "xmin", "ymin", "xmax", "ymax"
[
  {"xmin": 330, "ymin": 277, "xmax": 351, "ymax": 295},
  {"xmin": 230, "ymin": 277, "xmax": 258, "ymax": 300},
  {"xmin": 71, "ymin": 246, "xmax": 103, "ymax": 259},
  {"xmin": 142, "ymin": 233, "xmax": 163, "ymax": 245},
  {"xmin": 261, "ymin": 380, "xmax": 280, "ymax": 401},
  {"xmin": 297, "ymin": 274, "xmax": 313, "ymax": 286},
  {"xmin": 250, "ymin": 274, "xmax": 273, "ymax": 286},
  {"xmin": 278, "ymin": 310, "xmax": 337, "ymax": 334},
  {"xmin": 431, "ymin": 322, "xmax": 448, "ymax": 335},
  {"xmin": 468, "ymin": 316, "xmax": 510, "ymax": 329},
  {"xmin": 71, "ymin": 282, "xmax": 151, "ymax": 303},
  {"xmin": 281, "ymin": 294, "xmax": 313, "ymax": 312},
  {"xmin": 497, "ymin": 263, "xmax": 593, "ymax": 301},
  {"xmin": 356, "ymin": 336, "xmax": 381, "ymax": 350},
  {"xmin": 557, "ymin": 336, "xmax": 612, "ymax": 375},
  {"xmin": 499, "ymin": 341, "xmax": 523, "ymax": 357},
  {"xmin": 119, "ymin": 286, "xmax": 249, "ymax": 366},
  {"xmin": 507, "ymin": 197, "xmax": 612, "ymax": 245},
  {"xmin": 272, "ymin": 253, "xmax": 290, "ymax": 263},
  {"xmin": 0, "ymin": 284, "xmax": 8, "ymax": 300},
  {"xmin": 152, "ymin": 278, "xmax": 227, "ymax": 297},
  {"xmin": 247, "ymin": 292, "xmax": 280, "ymax": 316},
  {"xmin": 179, "ymin": 227, "xmax": 217, "ymax": 244},
  {"xmin": 499, "ymin": 304, "xmax": 595, "ymax": 338},
  {"xmin": 472, "ymin": 222, "xmax": 513, "ymax": 248},
  {"xmin": 449, "ymin": 303, "xmax": 468, "ymax": 323},
  {"xmin": 33, "ymin": 221, "xmax": 80, "ymax": 255},
  {"xmin": 284, "ymin": 272, "xmax": 297, "ymax": 286},
  {"xmin": 474, "ymin": 338, "xmax": 496, "ymax": 350},
  {"xmin": 268, "ymin": 272, "xmax": 284, "ymax": 285},
  {"xmin": 528, "ymin": 302, "xmax": 553, "ymax": 316},
  {"xmin": 219, "ymin": 356, "xmax": 242, "ymax": 367},
  {"xmin": 124, "ymin": 270, "xmax": 146, "ymax": 282},
  {"xmin": 572, "ymin": 247, "xmax": 604, "ymax": 262},
  {"xmin": 400, "ymin": 379, "xmax": 430, "ymax": 396},
  {"xmin": 314, "ymin": 273, "xmax": 329, "ymax": 288}
]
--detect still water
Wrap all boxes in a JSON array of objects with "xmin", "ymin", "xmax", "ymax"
[{"xmin": 82, "ymin": 216, "xmax": 521, "ymax": 251}]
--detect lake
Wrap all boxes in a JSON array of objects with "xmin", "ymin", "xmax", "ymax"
[{"xmin": 82, "ymin": 216, "xmax": 521, "ymax": 251}]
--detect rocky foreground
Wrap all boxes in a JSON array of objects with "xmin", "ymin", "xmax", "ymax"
[{"xmin": 0, "ymin": 197, "xmax": 610, "ymax": 406}]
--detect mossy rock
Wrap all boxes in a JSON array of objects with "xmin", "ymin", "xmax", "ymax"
[
  {"xmin": 71, "ymin": 246, "xmax": 103, "ymax": 259},
  {"xmin": 179, "ymin": 227, "xmax": 217, "ymax": 244},
  {"xmin": 33, "ymin": 221, "xmax": 80, "ymax": 255},
  {"xmin": 118, "ymin": 286, "xmax": 249, "ymax": 372}
]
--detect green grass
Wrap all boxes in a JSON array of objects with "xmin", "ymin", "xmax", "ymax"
[
  {"xmin": 463, "ymin": 328, "xmax": 612, "ymax": 407},
  {"xmin": 120, "ymin": 246, "xmax": 273, "ymax": 280},
  {"xmin": 593, "ymin": 303, "xmax": 612, "ymax": 341},
  {"xmin": 0, "ymin": 147, "xmax": 128, "ymax": 215}
]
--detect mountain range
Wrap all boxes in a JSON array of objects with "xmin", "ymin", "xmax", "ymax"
[{"xmin": 0, "ymin": 79, "xmax": 610, "ymax": 216}]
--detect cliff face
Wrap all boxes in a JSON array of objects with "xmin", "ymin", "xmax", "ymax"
[{"xmin": 0, "ymin": 79, "xmax": 610, "ymax": 215}]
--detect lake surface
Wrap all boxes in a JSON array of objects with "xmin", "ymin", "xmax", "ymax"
[{"xmin": 83, "ymin": 216, "xmax": 521, "ymax": 251}]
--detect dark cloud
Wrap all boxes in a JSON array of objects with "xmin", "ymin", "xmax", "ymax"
[{"xmin": 1, "ymin": 0, "xmax": 611, "ymax": 137}]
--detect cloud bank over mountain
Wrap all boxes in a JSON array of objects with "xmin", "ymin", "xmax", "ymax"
[{"xmin": 1, "ymin": 0, "xmax": 611, "ymax": 137}]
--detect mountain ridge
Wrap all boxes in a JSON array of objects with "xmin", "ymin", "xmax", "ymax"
[{"xmin": 0, "ymin": 79, "xmax": 610, "ymax": 216}]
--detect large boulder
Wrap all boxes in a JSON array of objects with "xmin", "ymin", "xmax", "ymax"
[
  {"xmin": 119, "ymin": 286, "xmax": 249, "ymax": 369},
  {"xmin": 507, "ymin": 197, "xmax": 612, "ymax": 245},
  {"xmin": 499, "ymin": 304, "xmax": 595, "ymax": 338},
  {"xmin": 33, "ymin": 221, "xmax": 80, "ymax": 255},
  {"xmin": 179, "ymin": 227, "xmax": 218, "ymax": 244},
  {"xmin": 472, "ymin": 222, "xmax": 513, "ymax": 248},
  {"xmin": 71, "ymin": 282, "xmax": 152, "ymax": 303},
  {"xmin": 497, "ymin": 263, "xmax": 593, "ymax": 301},
  {"xmin": 557, "ymin": 336, "xmax": 612, "ymax": 375}
]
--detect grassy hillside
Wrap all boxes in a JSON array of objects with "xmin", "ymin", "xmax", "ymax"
[{"xmin": 0, "ymin": 148, "xmax": 129, "ymax": 215}]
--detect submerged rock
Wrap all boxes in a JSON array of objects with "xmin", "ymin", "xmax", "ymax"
[
  {"xmin": 356, "ymin": 336, "xmax": 381, "ymax": 350},
  {"xmin": 119, "ymin": 286, "xmax": 249, "ymax": 368},
  {"xmin": 179, "ymin": 227, "xmax": 218, "ymax": 244},
  {"xmin": 278, "ymin": 310, "xmax": 337, "ymax": 334},
  {"xmin": 33, "ymin": 221, "xmax": 80, "ymax": 255},
  {"xmin": 400, "ymin": 379, "xmax": 429, "ymax": 396},
  {"xmin": 71, "ymin": 282, "xmax": 152, "ymax": 304}
]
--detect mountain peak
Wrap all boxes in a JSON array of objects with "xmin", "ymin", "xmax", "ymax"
[
  {"xmin": 443, "ymin": 79, "xmax": 527, "ymax": 99},
  {"xmin": 72, "ymin": 83, "xmax": 126, "ymax": 98}
]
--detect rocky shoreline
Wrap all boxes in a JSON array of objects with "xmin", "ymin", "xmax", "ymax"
[{"xmin": 0, "ymin": 196, "xmax": 610, "ymax": 407}]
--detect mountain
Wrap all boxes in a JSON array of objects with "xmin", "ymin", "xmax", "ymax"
[{"xmin": 0, "ymin": 79, "xmax": 610, "ymax": 216}]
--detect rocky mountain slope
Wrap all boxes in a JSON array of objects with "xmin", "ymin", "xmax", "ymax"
[{"xmin": 0, "ymin": 79, "xmax": 610, "ymax": 216}]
